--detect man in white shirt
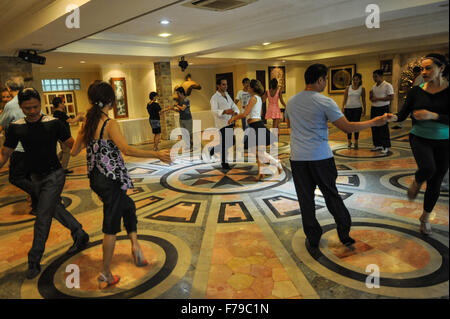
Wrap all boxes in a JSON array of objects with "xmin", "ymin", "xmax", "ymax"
[
  {"xmin": 369, "ymin": 69, "xmax": 394, "ymax": 154},
  {"xmin": 210, "ymin": 78, "xmax": 240, "ymax": 169}
]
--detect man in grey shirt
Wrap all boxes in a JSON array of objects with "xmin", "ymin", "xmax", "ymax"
[{"xmin": 286, "ymin": 64, "xmax": 387, "ymax": 249}]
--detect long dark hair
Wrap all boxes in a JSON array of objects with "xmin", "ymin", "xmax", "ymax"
[
  {"xmin": 250, "ymin": 79, "xmax": 264, "ymax": 96},
  {"xmin": 83, "ymin": 81, "xmax": 116, "ymax": 145},
  {"xmin": 269, "ymin": 78, "xmax": 278, "ymax": 90}
]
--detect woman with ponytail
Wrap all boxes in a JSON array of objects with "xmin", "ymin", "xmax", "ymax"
[
  {"xmin": 71, "ymin": 81, "xmax": 171, "ymax": 288},
  {"xmin": 387, "ymin": 53, "xmax": 449, "ymax": 235},
  {"xmin": 228, "ymin": 79, "xmax": 283, "ymax": 181}
]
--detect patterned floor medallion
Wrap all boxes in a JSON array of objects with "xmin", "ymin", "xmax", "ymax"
[
  {"xmin": 1, "ymin": 123, "xmax": 448, "ymax": 299},
  {"xmin": 161, "ymin": 162, "xmax": 289, "ymax": 195}
]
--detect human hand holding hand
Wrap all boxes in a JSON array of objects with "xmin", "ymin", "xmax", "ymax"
[
  {"xmin": 157, "ymin": 149, "xmax": 172, "ymax": 164},
  {"xmin": 228, "ymin": 116, "xmax": 236, "ymax": 125},
  {"xmin": 384, "ymin": 113, "xmax": 397, "ymax": 122},
  {"xmin": 372, "ymin": 114, "xmax": 388, "ymax": 126}
]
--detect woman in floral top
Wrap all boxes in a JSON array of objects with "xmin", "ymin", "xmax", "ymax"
[{"xmin": 71, "ymin": 81, "xmax": 171, "ymax": 289}]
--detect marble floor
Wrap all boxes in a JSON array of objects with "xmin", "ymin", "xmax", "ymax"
[{"xmin": 0, "ymin": 121, "xmax": 448, "ymax": 299}]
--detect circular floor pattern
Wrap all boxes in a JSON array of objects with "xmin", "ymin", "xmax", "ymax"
[
  {"xmin": 389, "ymin": 173, "xmax": 449, "ymax": 198},
  {"xmin": 36, "ymin": 235, "xmax": 178, "ymax": 299},
  {"xmin": 333, "ymin": 147, "xmax": 394, "ymax": 159},
  {"xmin": 292, "ymin": 219, "xmax": 449, "ymax": 298},
  {"xmin": 161, "ymin": 162, "xmax": 290, "ymax": 195}
]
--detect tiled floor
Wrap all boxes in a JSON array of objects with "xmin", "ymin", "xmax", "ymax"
[{"xmin": 0, "ymin": 121, "xmax": 448, "ymax": 299}]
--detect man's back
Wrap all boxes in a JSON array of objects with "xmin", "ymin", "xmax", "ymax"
[{"xmin": 287, "ymin": 91, "xmax": 343, "ymax": 161}]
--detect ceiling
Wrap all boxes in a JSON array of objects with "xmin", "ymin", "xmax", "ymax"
[{"xmin": 0, "ymin": 0, "xmax": 448, "ymax": 71}]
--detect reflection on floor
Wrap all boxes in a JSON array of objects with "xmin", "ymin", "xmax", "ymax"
[{"xmin": 0, "ymin": 121, "xmax": 448, "ymax": 299}]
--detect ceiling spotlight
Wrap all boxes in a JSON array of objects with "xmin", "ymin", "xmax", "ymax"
[
  {"xmin": 160, "ymin": 19, "xmax": 171, "ymax": 25},
  {"xmin": 158, "ymin": 33, "xmax": 171, "ymax": 38},
  {"xmin": 58, "ymin": 66, "xmax": 63, "ymax": 69},
  {"xmin": 80, "ymin": 61, "xmax": 86, "ymax": 63},
  {"xmin": 262, "ymin": 42, "xmax": 271, "ymax": 46}
]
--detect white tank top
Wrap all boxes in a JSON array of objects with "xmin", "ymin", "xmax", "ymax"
[
  {"xmin": 345, "ymin": 85, "xmax": 363, "ymax": 109},
  {"xmin": 247, "ymin": 95, "xmax": 262, "ymax": 120}
]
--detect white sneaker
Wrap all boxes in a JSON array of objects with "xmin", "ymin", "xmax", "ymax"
[
  {"xmin": 381, "ymin": 147, "xmax": 389, "ymax": 154},
  {"xmin": 371, "ymin": 146, "xmax": 383, "ymax": 151}
]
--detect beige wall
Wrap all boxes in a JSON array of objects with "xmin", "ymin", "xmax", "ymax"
[
  {"xmin": 101, "ymin": 65, "xmax": 156, "ymax": 119},
  {"xmin": 32, "ymin": 68, "xmax": 101, "ymax": 114},
  {"xmin": 32, "ymin": 46, "xmax": 447, "ymax": 122},
  {"xmin": 171, "ymin": 67, "xmax": 215, "ymax": 112}
]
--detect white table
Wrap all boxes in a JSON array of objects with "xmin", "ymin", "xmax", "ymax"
[{"xmin": 117, "ymin": 118, "xmax": 153, "ymax": 145}]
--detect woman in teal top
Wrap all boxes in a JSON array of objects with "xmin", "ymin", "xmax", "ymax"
[{"xmin": 389, "ymin": 53, "xmax": 449, "ymax": 235}]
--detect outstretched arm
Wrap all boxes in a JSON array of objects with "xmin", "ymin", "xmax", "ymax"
[
  {"xmin": 108, "ymin": 120, "xmax": 171, "ymax": 163},
  {"xmin": 333, "ymin": 114, "xmax": 387, "ymax": 134}
]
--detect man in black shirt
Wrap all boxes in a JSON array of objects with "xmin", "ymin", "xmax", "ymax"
[
  {"xmin": 52, "ymin": 97, "xmax": 84, "ymax": 173},
  {"xmin": 0, "ymin": 88, "xmax": 89, "ymax": 279}
]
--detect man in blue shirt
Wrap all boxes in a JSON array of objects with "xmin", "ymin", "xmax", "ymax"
[{"xmin": 286, "ymin": 64, "xmax": 387, "ymax": 249}]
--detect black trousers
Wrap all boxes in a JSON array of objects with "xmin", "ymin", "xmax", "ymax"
[
  {"xmin": 344, "ymin": 107, "xmax": 362, "ymax": 140},
  {"xmin": 28, "ymin": 168, "xmax": 83, "ymax": 264},
  {"xmin": 210, "ymin": 125, "xmax": 236, "ymax": 165},
  {"xmin": 89, "ymin": 168, "xmax": 137, "ymax": 235},
  {"xmin": 410, "ymin": 134, "xmax": 449, "ymax": 212},
  {"xmin": 370, "ymin": 105, "xmax": 391, "ymax": 148},
  {"xmin": 290, "ymin": 158, "xmax": 352, "ymax": 245},
  {"xmin": 9, "ymin": 151, "xmax": 38, "ymax": 209}
]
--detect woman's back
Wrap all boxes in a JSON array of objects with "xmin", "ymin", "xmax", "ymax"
[
  {"xmin": 248, "ymin": 95, "xmax": 262, "ymax": 120},
  {"xmin": 86, "ymin": 118, "xmax": 133, "ymax": 190},
  {"xmin": 267, "ymin": 88, "xmax": 280, "ymax": 106}
]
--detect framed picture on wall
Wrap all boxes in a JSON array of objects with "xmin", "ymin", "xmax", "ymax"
[
  {"xmin": 380, "ymin": 59, "xmax": 393, "ymax": 75},
  {"xmin": 110, "ymin": 77, "xmax": 129, "ymax": 119},
  {"xmin": 328, "ymin": 64, "xmax": 356, "ymax": 94},
  {"xmin": 268, "ymin": 66, "xmax": 286, "ymax": 93},
  {"xmin": 43, "ymin": 91, "xmax": 77, "ymax": 118}
]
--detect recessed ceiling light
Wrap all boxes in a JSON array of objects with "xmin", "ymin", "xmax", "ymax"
[
  {"xmin": 160, "ymin": 19, "xmax": 171, "ymax": 25},
  {"xmin": 80, "ymin": 61, "xmax": 86, "ymax": 63},
  {"xmin": 282, "ymin": 60, "xmax": 286, "ymax": 63},
  {"xmin": 158, "ymin": 33, "xmax": 172, "ymax": 38},
  {"xmin": 262, "ymin": 42, "xmax": 271, "ymax": 46},
  {"xmin": 57, "ymin": 66, "xmax": 63, "ymax": 69}
]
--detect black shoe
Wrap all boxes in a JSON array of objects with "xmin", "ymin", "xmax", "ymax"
[
  {"xmin": 64, "ymin": 169, "xmax": 74, "ymax": 174},
  {"xmin": 29, "ymin": 209, "xmax": 37, "ymax": 216},
  {"xmin": 26, "ymin": 262, "xmax": 41, "ymax": 280},
  {"xmin": 66, "ymin": 231, "xmax": 89, "ymax": 255},
  {"xmin": 342, "ymin": 237, "xmax": 356, "ymax": 247},
  {"xmin": 221, "ymin": 163, "xmax": 231, "ymax": 170}
]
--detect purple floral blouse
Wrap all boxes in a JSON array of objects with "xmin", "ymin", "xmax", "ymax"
[{"xmin": 87, "ymin": 138, "xmax": 134, "ymax": 190}]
